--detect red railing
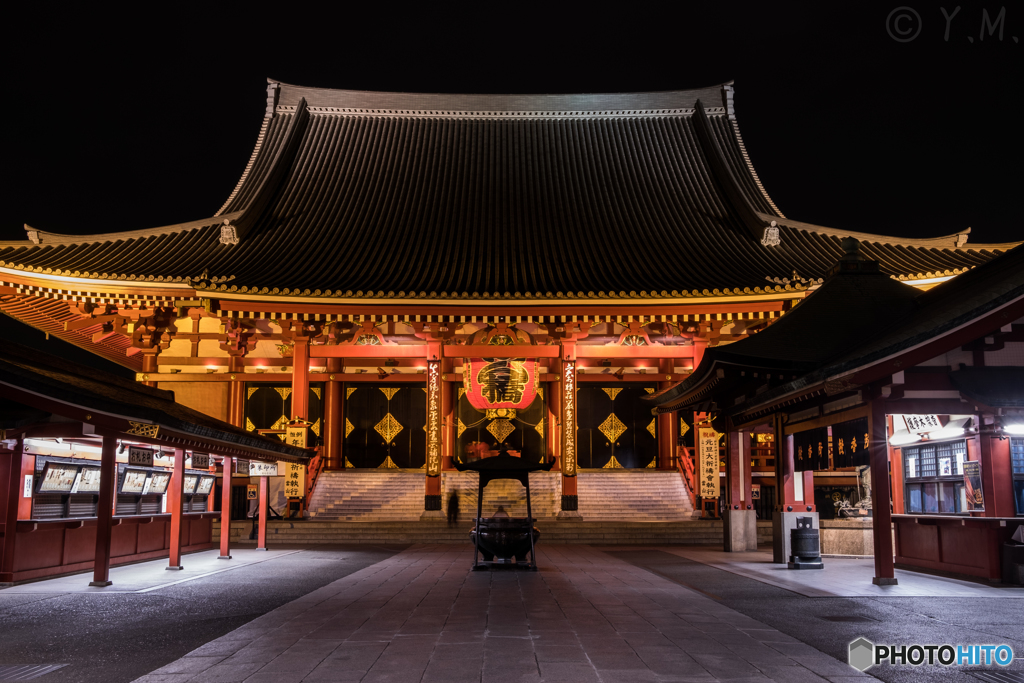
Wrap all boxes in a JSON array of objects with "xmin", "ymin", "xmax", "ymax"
[{"xmin": 675, "ymin": 445, "xmax": 697, "ymax": 509}]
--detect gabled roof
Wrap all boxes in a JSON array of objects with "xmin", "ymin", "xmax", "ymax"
[
  {"xmin": 0, "ymin": 80, "xmax": 1016, "ymax": 302},
  {"xmin": 0, "ymin": 342, "xmax": 310, "ymax": 462},
  {"xmin": 645, "ymin": 242, "xmax": 1024, "ymax": 416}
]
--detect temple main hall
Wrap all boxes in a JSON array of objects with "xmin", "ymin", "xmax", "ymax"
[{"xmin": 0, "ymin": 78, "xmax": 1017, "ymax": 547}]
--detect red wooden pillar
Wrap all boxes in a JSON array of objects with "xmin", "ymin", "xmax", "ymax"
[
  {"xmin": 423, "ymin": 346, "xmax": 443, "ymax": 514},
  {"xmin": 167, "ymin": 447, "xmax": 185, "ymax": 570},
  {"xmin": 0, "ymin": 437, "xmax": 26, "ymax": 584},
  {"xmin": 292, "ymin": 337, "xmax": 310, "ymax": 421},
  {"xmin": 441, "ymin": 357, "xmax": 455, "ymax": 470},
  {"xmin": 559, "ymin": 343, "xmax": 579, "ymax": 516},
  {"xmin": 228, "ymin": 356, "xmax": 245, "ymax": 427},
  {"xmin": 324, "ymin": 358, "xmax": 343, "ymax": 470},
  {"xmin": 257, "ymin": 475, "xmax": 269, "ymax": 550},
  {"xmin": 692, "ymin": 338, "xmax": 708, "ymax": 369},
  {"xmin": 547, "ymin": 380, "xmax": 560, "ymax": 467},
  {"xmin": 869, "ymin": 397, "xmax": 896, "ymax": 584},
  {"xmin": 979, "ymin": 432, "xmax": 1014, "ymax": 517},
  {"xmin": 219, "ymin": 457, "xmax": 233, "ymax": 560},
  {"xmin": 88, "ymin": 434, "xmax": 118, "ymax": 586},
  {"xmin": 657, "ymin": 359, "xmax": 675, "ymax": 469},
  {"xmin": 726, "ymin": 430, "xmax": 752, "ymax": 509}
]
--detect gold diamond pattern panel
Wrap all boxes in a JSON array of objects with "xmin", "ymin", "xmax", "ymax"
[
  {"xmin": 275, "ymin": 388, "xmax": 292, "ymax": 402},
  {"xmin": 245, "ymin": 418, "xmax": 256, "ymax": 432},
  {"xmin": 485, "ymin": 408, "xmax": 516, "ymax": 420},
  {"xmin": 271, "ymin": 414, "xmax": 289, "ymax": 431},
  {"xmin": 598, "ymin": 413, "xmax": 627, "ymax": 443},
  {"xmin": 602, "ymin": 388, "xmax": 623, "ymax": 401},
  {"xmin": 380, "ymin": 387, "xmax": 400, "ymax": 401},
  {"xmin": 647, "ymin": 418, "xmax": 657, "ymax": 439},
  {"xmin": 486, "ymin": 418, "xmax": 515, "ymax": 443},
  {"xmin": 346, "ymin": 387, "xmax": 358, "ymax": 400},
  {"xmin": 345, "ymin": 418, "xmax": 355, "ymax": 438},
  {"xmin": 680, "ymin": 419, "xmax": 690, "ymax": 438},
  {"xmin": 374, "ymin": 413, "xmax": 404, "ymax": 444},
  {"xmin": 247, "ymin": 387, "xmax": 261, "ymax": 400},
  {"xmin": 457, "ymin": 418, "xmax": 467, "ymax": 439}
]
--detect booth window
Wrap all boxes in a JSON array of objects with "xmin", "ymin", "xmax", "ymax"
[
  {"xmin": 903, "ymin": 440, "xmax": 967, "ymax": 514},
  {"xmin": 1012, "ymin": 437, "xmax": 1024, "ymax": 516}
]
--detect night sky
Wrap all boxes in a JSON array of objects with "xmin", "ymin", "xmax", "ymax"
[{"xmin": 4, "ymin": 4, "xmax": 1021, "ymax": 373}]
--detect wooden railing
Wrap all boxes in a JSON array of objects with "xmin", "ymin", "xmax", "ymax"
[
  {"xmin": 675, "ymin": 445, "xmax": 697, "ymax": 509},
  {"xmin": 306, "ymin": 449, "xmax": 325, "ymax": 496}
]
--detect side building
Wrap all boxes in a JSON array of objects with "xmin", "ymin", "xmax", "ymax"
[{"xmin": 1, "ymin": 79, "xmax": 1017, "ymax": 523}]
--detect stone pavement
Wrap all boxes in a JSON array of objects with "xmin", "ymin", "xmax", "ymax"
[
  {"xmin": 648, "ymin": 546, "xmax": 1024, "ymax": 598},
  {"xmin": 135, "ymin": 545, "xmax": 869, "ymax": 683}
]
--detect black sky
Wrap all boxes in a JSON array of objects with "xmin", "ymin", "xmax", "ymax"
[{"xmin": 2, "ymin": 4, "xmax": 1021, "ymax": 371}]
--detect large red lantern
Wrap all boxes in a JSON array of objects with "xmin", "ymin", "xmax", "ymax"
[{"xmin": 463, "ymin": 357, "xmax": 539, "ymax": 410}]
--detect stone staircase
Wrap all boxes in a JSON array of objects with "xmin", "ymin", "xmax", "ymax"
[
  {"xmin": 442, "ymin": 471, "xmax": 560, "ymax": 520},
  {"xmin": 308, "ymin": 471, "xmax": 424, "ymax": 521},
  {"xmin": 577, "ymin": 471, "xmax": 694, "ymax": 521}
]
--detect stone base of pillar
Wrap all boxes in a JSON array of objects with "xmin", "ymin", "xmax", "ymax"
[
  {"xmin": 722, "ymin": 509, "xmax": 757, "ymax": 552},
  {"xmin": 556, "ymin": 510, "xmax": 583, "ymax": 520},
  {"xmin": 872, "ymin": 576, "xmax": 898, "ymax": 585},
  {"xmin": 424, "ymin": 494, "xmax": 442, "ymax": 511},
  {"xmin": 772, "ymin": 511, "xmax": 819, "ymax": 564},
  {"xmin": 89, "ymin": 580, "xmax": 113, "ymax": 587}
]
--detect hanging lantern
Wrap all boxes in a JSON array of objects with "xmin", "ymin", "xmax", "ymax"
[{"xmin": 463, "ymin": 357, "xmax": 539, "ymax": 410}]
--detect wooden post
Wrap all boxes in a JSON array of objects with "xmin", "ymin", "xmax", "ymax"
[
  {"xmin": 423, "ymin": 348, "xmax": 443, "ymax": 515},
  {"xmin": 88, "ymin": 434, "xmax": 118, "ymax": 586},
  {"xmin": 979, "ymin": 432, "xmax": 1014, "ymax": 517},
  {"xmin": 441, "ymin": 356, "xmax": 455, "ymax": 470},
  {"xmin": 869, "ymin": 397, "xmax": 896, "ymax": 585},
  {"xmin": 167, "ymin": 447, "xmax": 185, "ymax": 570},
  {"xmin": 292, "ymin": 337, "xmax": 310, "ymax": 421},
  {"xmin": 547, "ymin": 380, "xmax": 560, "ymax": 468},
  {"xmin": 559, "ymin": 343, "xmax": 579, "ymax": 517},
  {"xmin": 229, "ymin": 356, "xmax": 245, "ymax": 427},
  {"xmin": 657, "ymin": 359, "xmax": 675, "ymax": 469},
  {"xmin": 324, "ymin": 357, "xmax": 343, "ymax": 470},
  {"xmin": 141, "ymin": 352, "xmax": 159, "ymax": 388},
  {"xmin": 257, "ymin": 475, "xmax": 269, "ymax": 550},
  {"xmin": 218, "ymin": 457, "xmax": 233, "ymax": 560},
  {"xmin": 1, "ymin": 437, "xmax": 26, "ymax": 584}
]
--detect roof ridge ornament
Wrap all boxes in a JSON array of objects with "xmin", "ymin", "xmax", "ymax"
[
  {"xmin": 760, "ymin": 220, "xmax": 781, "ymax": 247},
  {"xmin": 219, "ymin": 219, "xmax": 239, "ymax": 246}
]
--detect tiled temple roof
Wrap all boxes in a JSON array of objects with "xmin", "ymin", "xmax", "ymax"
[{"xmin": 1, "ymin": 80, "xmax": 1016, "ymax": 301}]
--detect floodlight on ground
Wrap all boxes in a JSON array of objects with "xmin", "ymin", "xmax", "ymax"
[{"xmin": 1005, "ymin": 423, "xmax": 1024, "ymax": 435}]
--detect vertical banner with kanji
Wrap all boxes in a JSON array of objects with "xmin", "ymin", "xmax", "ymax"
[
  {"xmin": 281, "ymin": 462, "xmax": 306, "ymax": 500},
  {"xmin": 697, "ymin": 426, "xmax": 721, "ymax": 499},
  {"xmin": 962, "ymin": 460, "xmax": 984, "ymax": 512}
]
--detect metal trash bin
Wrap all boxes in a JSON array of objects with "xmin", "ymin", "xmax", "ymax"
[{"xmin": 788, "ymin": 516, "xmax": 824, "ymax": 570}]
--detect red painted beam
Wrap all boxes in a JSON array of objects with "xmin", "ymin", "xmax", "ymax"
[{"xmin": 310, "ymin": 346, "xmax": 428, "ymax": 358}]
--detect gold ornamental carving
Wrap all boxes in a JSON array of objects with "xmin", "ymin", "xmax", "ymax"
[
  {"xmin": 245, "ymin": 417, "xmax": 257, "ymax": 432},
  {"xmin": 272, "ymin": 414, "xmax": 289, "ymax": 431},
  {"xmin": 346, "ymin": 387, "xmax": 358, "ymax": 400},
  {"xmin": 644, "ymin": 388, "xmax": 655, "ymax": 395},
  {"xmin": 486, "ymin": 418, "xmax": 515, "ymax": 444},
  {"xmin": 311, "ymin": 387, "xmax": 322, "ymax": 400},
  {"xmin": 126, "ymin": 421, "xmax": 159, "ymax": 438},
  {"xmin": 598, "ymin": 413, "xmax": 627, "ymax": 444},
  {"xmin": 379, "ymin": 387, "xmax": 401, "ymax": 401},
  {"xmin": 247, "ymin": 387, "xmax": 261, "ymax": 399},
  {"xmin": 274, "ymin": 387, "xmax": 292, "ymax": 402},
  {"xmin": 485, "ymin": 408, "xmax": 516, "ymax": 420},
  {"xmin": 534, "ymin": 420, "xmax": 544, "ymax": 438},
  {"xmin": 345, "ymin": 418, "xmax": 355, "ymax": 438},
  {"xmin": 310, "ymin": 418, "xmax": 321, "ymax": 437},
  {"xmin": 378, "ymin": 455, "xmax": 400, "ymax": 469},
  {"xmin": 603, "ymin": 455, "xmax": 624, "ymax": 469},
  {"xmin": 457, "ymin": 418, "xmax": 467, "ymax": 439},
  {"xmin": 374, "ymin": 413, "xmax": 403, "ymax": 444},
  {"xmin": 602, "ymin": 388, "xmax": 623, "ymax": 401},
  {"xmin": 647, "ymin": 418, "xmax": 657, "ymax": 439}
]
